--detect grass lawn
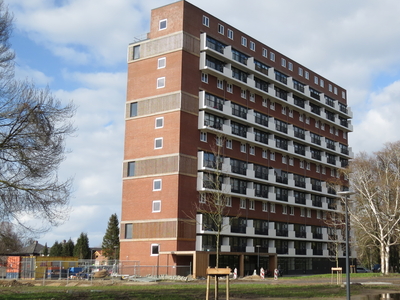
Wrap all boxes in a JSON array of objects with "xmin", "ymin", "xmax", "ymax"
[{"xmin": 0, "ymin": 273, "xmax": 398, "ymax": 299}]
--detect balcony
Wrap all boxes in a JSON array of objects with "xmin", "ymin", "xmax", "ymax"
[
  {"xmin": 294, "ymin": 180, "xmax": 306, "ymax": 188},
  {"xmin": 276, "ymin": 247, "xmax": 288, "ymax": 254},
  {"xmin": 313, "ymin": 233, "xmax": 323, "ymax": 239},
  {"xmin": 313, "ymin": 249, "xmax": 323, "ymax": 255},
  {"xmin": 296, "ymin": 249, "xmax": 307, "ymax": 255},
  {"xmin": 295, "ymin": 231, "xmax": 306, "ymax": 238}
]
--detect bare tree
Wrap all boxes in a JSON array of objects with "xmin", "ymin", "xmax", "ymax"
[
  {"xmin": 345, "ymin": 141, "xmax": 400, "ymax": 275},
  {"xmin": 0, "ymin": 1, "xmax": 75, "ymax": 233},
  {"xmin": 325, "ymin": 211, "xmax": 345, "ymax": 268}
]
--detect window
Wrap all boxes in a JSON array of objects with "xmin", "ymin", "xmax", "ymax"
[
  {"xmin": 152, "ymin": 200, "xmax": 161, "ymax": 213},
  {"xmin": 226, "ymin": 197, "xmax": 232, "ymax": 207},
  {"xmin": 288, "ymin": 62, "xmax": 293, "ymax": 71},
  {"xmin": 262, "ymin": 98, "xmax": 267, "ymax": 107},
  {"xmin": 270, "ymin": 52, "xmax": 275, "ymax": 61},
  {"xmin": 262, "ymin": 48, "xmax": 267, "ymax": 57},
  {"xmin": 320, "ymin": 79, "xmax": 324, "ymax": 88},
  {"xmin": 202, "ymin": 15, "xmax": 209, "ymax": 27},
  {"xmin": 240, "ymin": 198, "xmax": 246, "ymax": 209},
  {"xmin": 240, "ymin": 143, "xmax": 246, "ymax": 153},
  {"xmin": 226, "ymin": 83, "xmax": 233, "ymax": 93},
  {"xmin": 151, "ymin": 244, "xmax": 160, "ymax": 255},
  {"xmin": 217, "ymin": 79, "xmax": 223, "ymax": 89},
  {"xmin": 270, "ymin": 152, "xmax": 275, "ymax": 161},
  {"xmin": 305, "ymin": 71, "xmax": 309, "ymax": 80},
  {"xmin": 289, "ymin": 157, "xmax": 294, "ymax": 166},
  {"xmin": 127, "ymin": 161, "xmax": 135, "ymax": 177},
  {"xmin": 262, "ymin": 202, "xmax": 268, "ymax": 212},
  {"xmin": 155, "ymin": 117, "xmax": 164, "ymax": 128},
  {"xmin": 249, "ymin": 200, "xmax": 255, "ymax": 210},
  {"xmin": 270, "ymin": 203, "xmax": 275, "ymax": 213},
  {"xmin": 315, "ymin": 120, "xmax": 319, "ymax": 128},
  {"xmin": 300, "ymin": 208, "xmax": 305, "ymax": 217},
  {"xmin": 201, "ymin": 73, "xmax": 208, "ymax": 83},
  {"xmin": 270, "ymin": 102, "xmax": 275, "ymax": 110},
  {"xmin": 199, "ymin": 193, "xmax": 206, "ymax": 203},
  {"xmin": 157, "ymin": 77, "xmax": 165, "ymax": 88},
  {"xmin": 329, "ymin": 84, "xmax": 333, "ymax": 92},
  {"xmin": 307, "ymin": 209, "xmax": 311, "ymax": 218},
  {"xmin": 282, "ymin": 205, "xmax": 287, "ymax": 214},
  {"xmin": 130, "ymin": 102, "xmax": 137, "ymax": 117},
  {"xmin": 159, "ymin": 19, "xmax": 167, "ymax": 30},
  {"xmin": 250, "ymin": 146, "xmax": 255, "ymax": 155},
  {"xmin": 306, "ymin": 162, "xmax": 310, "ymax": 170},
  {"xmin": 133, "ymin": 45, "xmax": 140, "ymax": 60},
  {"xmin": 216, "ymin": 136, "xmax": 222, "ymax": 146},
  {"xmin": 290, "ymin": 206, "xmax": 294, "ymax": 215},
  {"xmin": 124, "ymin": 223, "xmax": 133, "ymax": 239},
  {"xmin": 317, "ymin": 210, "xmax": 321, "ymax": 219},
  {"xmin": 289, "ymin": 109, "xmax": 293, "ymax": 118},
  {"xmin": 300, "ymin": 160, "xmax": 304, "ymax": 169},
  {"xmin": 314, "ymin": 76, "xmax": 318, "ymax": 84},
  {"xmin": 154, "ymin": 138, "xmax": 163, "ymax": 149},
  {"xmin": 241, "ymin": 89, "xmax": 246, "ymax": 99},
  {"xmin": 226, "ymin": 139, "xmax": 232, "ymax": 149},
  {"xmin": 282, "ymin": 156, "xmax": 287, "ymax": 164},
  {"xmin": 241, "ymin": 36, "xmax": 247, "ymax": 47},
  {"xmin": 250, "ymin": 41, "xmax": 255, "ymax": 51},
  {"xmin": 153, "ymin": 179, "xmax": 162, "ymax": 191},
  {"xmin": 282, "ymin": 106, "xmax": 286, "ymax": 115},
  {"xmin": 218, "ymin": 24, "xmax": 224, "ymax": 34},
  {"xmin": 321, "ymin": 123, "xmax": 325, "ymax": 130},
  {"xmin": 299, "ymin": 114, "xmax": 304, "ymax": 122},
  {"xmin": 316, "ymin": 165, "xmax": 320, "ymax": 173},
  {"xmin": 158, "ymin": 57, "xmax": 166, "ymax": 69},
  {"xmin": 334, "ymin": 87, "xmax": 338, "ymax": 95},
  {"xmin": 200, "ymin": 131, "xmax": 207, "ymax": 142},
  {"xmin": 322, "ymin": 166, "xmax": 326, "ymax": 174},
  {"xmin": 227, "ymin": 29, "xmax": 233, "ymax": 39},
  {"xmin": 306, "ymin": 116, "xmax": 310, "ymax": 124},
  {"xmin": 262, "ymin": 150, "xmax": 267, "ymax": 159},
  {"xmin": 281, "ymin": 58, "xmax": 286, "ymax": 67},
  {"xmin": 342, "ymin": 91, "xmax": 346, "ymax": 99},
  {"xmin": 298, "ymin": 67, "xmax": 303, "ymax": 76},
  {"xmin": 250, "ymin": 93, "xmax": 255, "ymax": 102}
]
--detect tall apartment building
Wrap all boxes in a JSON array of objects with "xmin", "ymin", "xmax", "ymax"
[{"xmin": 121, "ymin": 0, "xmax": 353, "ymax": 278}]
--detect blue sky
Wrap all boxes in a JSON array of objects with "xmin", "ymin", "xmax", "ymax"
[{"xmin": 6, "ymin": 0, "xmax": 400, "ymax": 247}]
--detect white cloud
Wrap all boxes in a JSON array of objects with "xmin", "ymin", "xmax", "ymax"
[{"xmin": 14, "ymin": 65, "xmax": 53, "ymax": 85}]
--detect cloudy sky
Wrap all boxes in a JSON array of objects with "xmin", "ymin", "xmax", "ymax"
[{"xmin": 6, "ymin": 0, "xmax": 400, "ymax": 247}]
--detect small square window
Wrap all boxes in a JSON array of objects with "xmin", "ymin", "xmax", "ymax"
[
  {"xmin": 226, "ymin": 197, "xmax": 232, "ymax": 207},
  {"xmin": 201, "ymin": 73, "xmax": 208, "ymax": 83},
  {"xmin": 155, "ymin": 138, "xmax": 163, "ymax": 149},
  {"xmin": 240, "ymin": 198, "xmax": 246, "ymax": 209},
  {"xmin": 334, "ymin": 87, "xmax": 338, "ymax": 95},
  {"xmin": 249, "ymin": 146, "xmax": 255, "ymax": 155},
  {"xmin": 270, "ymin": 152, "xmax": 275, "ymax": 161},
  {"xmin": 127, "ymin": 161, "xmax": 135, "ymax": 177},
  {"xmin": 249, "ymin": 200, "xmax": 255, "ymax": 210},
  {"xmin": 282, "ymin": 156, "xmax": 287, "ymax": 164},
  {"xmin": 130, "ymin": 102, "xmax": 137, "ymax": 117},
  {"xmin": 155, "ymin": 117, "xmax": 164, "ymax": 128},
  {"xmin": 151, "ymin": 243, "xmax": 160, "ymax": 255},
  {"xmin": 320, "ymin": 79, "xmax": 324, "ymax": 87},
  {"xmin": 321, "ymin": 123, "xmax": 325, "ymax": 130},
  {"xmin": 199, "ymin": 193, "xmax": 206, "ymax": 203},
  {"xmin": 299, "ymin": 114, "xmax": 304, "ymax": 122},
  {"xmin": 202, "ymin": 15, "xmax": 209, "ymax": 27},
  {"xmin": 218, "ymin": 24, "xmax": 224, "ymax": 34},
  {"xmin": 282, "ymin": 205, "xmax": 287, "ymax": 214},
  {"xmin": 289, "ymin": 109, "xmax": 293, "ymax": 118},
  {"xmin": 262, "ymin": 98, "xmax": 267, "ymax": 107},
  {"xmin": 250, "ymin": 93, "xmax": 255, "ymax": 102},
  {"xmin": 200, "ymin": 132, "xmax": 207, "ymax": 142},
  {"xmin": 305, "ymin": 71, "xmax": 309, "ymax": 80},
  {"xmin": 262, "ymin": 48, "xmax": 267, "ymax": 57},
  {"xmin": 300, "ymin": 208, "xmax": 305, "ymax": 217},
  {"xmin": 315, "ymin": 121, "xmax": 319, "ymax": 128},
  {"xmin": 322, "ymin": 167, "xmax": 326, "ymax": 174},
  {"xmin": 240, "ymin": 143, "xmax": 246, "ymax": 153},
  {"xmin": 226, "ymin": 139, "xmax": 232, "ymax": 149},
  {"xmin": 281, "ymin": 58, "xmax": 286, "ymax": 68},
  {"xmin": 329, "ymin": 84, "xmax": 333, "ymax": 92},
  {"xmin": 290, "ymin": 206, "xmax": 294, "ymax": 215},
  {"xmin": 158, "ymin": 57, "xmax": 166, "ymax": 69},
  {"xmin": 300, "ymin": 160, "xmax": 304, "ymax": 169},
  {"xmin": 298, "ymin": 67, "xmax": 303, "ymax": 76},
  {"xmin": 216, "ymin": 136, "xmax": 222, "ymax": 147},
  {"xmin": 307, "ymin": 209, "xmax": 311, "ymax": 218},
  {"xmin": 270, "ymin": 52, "xmax": 275, "ymax": 61},
  {"xmin": 288, "ymin": 62, "xmax": 293, "ymax": 71},
  {"xmin": 316, "ymin": 165, "xmax": 320, "ymax": 173},
  {"xmin": 343, "ymin": 132, "xmax": 347, "ymax": 139},
  {"xmin": 282, "ymin": 107, "xmax": 286, "ymax": 115},
  {"xmin": 262, "ymin": 202, "xmax": 268, "ymax": 212},
  {"xmin": 289, "ymin": 158, "xmax": 294, "ymax": 166},
  {"xmin": 226, "ymin": 83, "xmax": 233, "ymax": 93},
  {"xmin": 241, "ymin": 36, "xmax": 247, "ymax": 47},
  {"xmin": 152, "ymin": 201, "xmax": 161, "ymax": 213},
  {"xmin": 270, "ymin": 102, "xmax": 275, "ymax": 110},
  {"xmin": 157, "ymin": 77, "xmax": 165, "ymax": 88},
  {"xmin": 262, "ymin": 150, "xmax": 267, "ymax": 159},
  {"xmin": 342, "ymin": 91, "xmax": 346, "ymax": 99},
  {"xmin": 159, "ymin": 19, "xmax": 167, "ymax": 30},
  {"xmin": 306, "ymin": 116, "xmax": 310, "ymax": 124},
  {"xmin": 217, "ymin": 79, "xmax": 223, "ymax": 89},
  {"xmin": 153, "ymin": 179, "xmax": 162, "ymax": 191},
  {"xmin": 314, "ymin": 76, "xmax": 319, "ymax": 84},
  {"xmin": 306, "ymin": 162, "xmax": 310, "ymax": 170},
  {"xmin": 250, "ymin": 41, "xmax": 255, "ymax": 51},
  {"xmin": 270, "ymin": 203, "xmax": 276, "ymax": 213},
  {"xmin": 241, "ymin": 89, "xmax": 246, "ymax": 99},
  {"xmin": 227, "ymin": 29, "xmax": 233, "ymax": 39}
]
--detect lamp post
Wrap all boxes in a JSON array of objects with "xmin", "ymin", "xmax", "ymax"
[
  {"xmin": 337, "ymin": 191, "xmax": 355, "ymax": 300},
  {"xmin": 256, "ymin": 245, "xmax": 261, "ymax": 273}
]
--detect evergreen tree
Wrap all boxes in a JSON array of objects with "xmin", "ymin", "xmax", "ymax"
[
  {"xmin": 74, "ymin": 233, "xmax": 90, "ymax": 259},
  {"xmin": 49, "ymin": 241, "xmax": 62, "ymax": 256},
  {"xmin": 62, "ymin": 238, "xmax": 74, "ymax": 256},
  {"xmin": 43, "ymin": 243, "xmax": 49, "ymax": 256},
  {"xmin": 101, "ymin": 213, "xmax": 120, "ymax": 260}
]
